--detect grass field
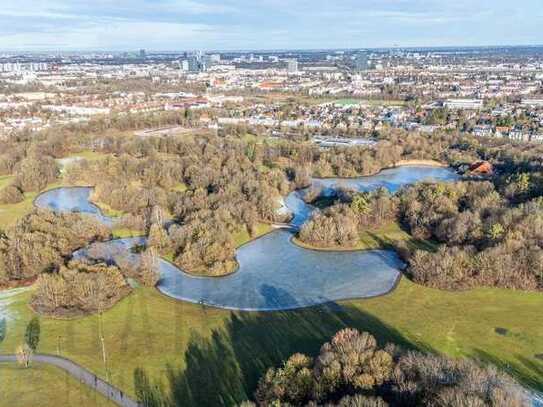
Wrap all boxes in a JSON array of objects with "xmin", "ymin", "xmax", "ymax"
[
  {"xmin": 111, "ymin": 228, "xmax": 144, "ymax": 239},
  {"xmin": 232, "ymin": 223, "xmax": 273, "ymax": 247},
  {"xmin": 0, "ymin": 362, "xmax": 117, "ymax": 407},
  {"xmin": 0, "ymin": 175, "xmax": 14, "ymax": 191},
  {"xmin": 0, "ymin": 182, "xmax": 64, "ymax": 229},
  {"xmin": 1, "ymin": 277, "xmax": 542, "ymax": 405},
  {"xmin": 171, "ymin": 182, "xmax": 188, "ymax": 193},
  {"xmin": 91, "ymin": 200, "xmax": 126, "ymax": 218}
]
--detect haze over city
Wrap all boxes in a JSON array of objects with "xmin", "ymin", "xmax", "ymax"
[{"xmin": 1, "ymin": 0, "xmax": 542, "ymax": 50}]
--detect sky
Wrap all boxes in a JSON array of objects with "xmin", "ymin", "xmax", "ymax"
[{"xmin": 0, "ymin": 0, "xmax": 542, "ymax": 51}]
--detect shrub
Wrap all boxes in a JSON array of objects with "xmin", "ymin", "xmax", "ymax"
[{"xmin": 0, "ymin": 184, "xmax": 24, "ymax": 204}]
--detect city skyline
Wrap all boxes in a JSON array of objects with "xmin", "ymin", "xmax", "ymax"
[{"xmin": 1, "ymin": 0, "xmax": 542, "ymax": 51}]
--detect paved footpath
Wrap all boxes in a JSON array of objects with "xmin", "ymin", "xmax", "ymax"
[{"xmin": 0, "ymin": 354, "xmax": 140, "ymax": 407}]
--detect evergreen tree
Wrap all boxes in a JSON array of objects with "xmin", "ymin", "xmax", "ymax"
[{"xmin": 25, "ymin": 317, "xmax": 40, "ymax": 352}]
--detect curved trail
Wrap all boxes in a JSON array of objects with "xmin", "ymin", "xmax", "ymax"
[{"xmin": 0, "ymin": 354, "xmax": 140, "ymax": 407}]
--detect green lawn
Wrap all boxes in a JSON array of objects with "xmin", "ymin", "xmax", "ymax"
[
  {"xmin": 171, "ymin": 182, "xmax": 188, "ymax": 193},
  {"xmin": 91, "ymin": 200, "xmax": 126, "ymax": 218},
  {"xmin": 0, "ymin": 175, "xmax": 14, "ymax": 191},
  {"xmin": 232, "ymin": 223, "xmax": 273, "ymax": 247},
  {"xmin": 0, "ymin": 362, "xmax": 117, "ymax": 407},
  {"xmin": 0, "ymin": 182, "xmax": 64, "ymax": 229},
  {"xmin": 111, "ymin": 228, "xmax": 144, "ymax": 239},
  {"xmin": 1, "ymin": 278, "xmax": 542, "ymax": 405}
]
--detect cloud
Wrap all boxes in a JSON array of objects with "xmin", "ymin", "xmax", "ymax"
[{"xmin": 0, "ymin": 0, "xmax": 541, "ymax": 50}]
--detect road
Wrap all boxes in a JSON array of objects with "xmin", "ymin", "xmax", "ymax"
[{"xmin": 0, "ymin": 354, "xmax": 140, "ymax": 407}]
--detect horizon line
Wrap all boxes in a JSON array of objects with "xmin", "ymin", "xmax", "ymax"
[{"xmin": 1, "ymin": 43, "xmax": 543, "ymax": 55}]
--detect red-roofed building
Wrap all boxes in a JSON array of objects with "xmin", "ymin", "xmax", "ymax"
[{"xmin": 469, "ymin": 161, "xmax": 493, "ymax": 175}]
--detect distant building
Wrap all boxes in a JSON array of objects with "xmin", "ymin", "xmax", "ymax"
[
  {"xmin": 354, "ymin": 53, "xmax": 370, "ymax": 72},
  {"xmin": 509, "ymin": 130, "xmax": 529, "ymax": 142},
  {"xmin": 473, "ymin": 125, "xmax": 492, "ymax": 137},
  {"xmin": 312, "ymin": 135, "xmax": 376, "ymax": 148},
  {"xmin": 139, "ymin": 49, "xmax": 146, "ymax": 58},
  {"xmin": 209, "ymin": 54, "xmax": 221, "ymax": 63},
  {"xmin": 287, "ymin": 59, "xmax": 299, "ymax": 74},
  {"xmin": 521, "ymin": 99, "xmax": 543, "ymax": 107},
  {"xmin": 469, "ymin": 161, "xmax": 493, "ymax": 176},
  {"xmin": 444, "ymin": 99, "xmax": 483, "ymax": 110},
  {"xmin": 187, "ymin": 56, "xmax": 201, "ymax": 72}
]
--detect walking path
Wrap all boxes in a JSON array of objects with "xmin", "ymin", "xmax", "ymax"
[{"xmin": 0, "ymin": 354, "xmax": 140, "ymax": 407}]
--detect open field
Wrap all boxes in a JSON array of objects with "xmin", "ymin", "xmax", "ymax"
[
  {"xmin": 0, "ymin": 174, "xmax": 14, "ymax": 191},
  {"xmin": 1, "ymin": 276, "xmax": 542, "ymax": 405},
  {"xmin": 0, "ymin": 362, "xmax": 117, "ymax": 407},
  {"xmin": 232, "ymin": 223, "xmax": 273, "ymax": 247},
  {"xmin": 171, "ymin": 182, "xmax": 188, "ymax": 193},
  {"xmin": 110, "ymin": 228, "xmax": 144, "ymax": 239},
  {"xmin": 0, "ymin": 182, "xmax": 63, "ymax": 229},
  {"xmin": 91, "ymin": 199, "xmax": 126, "ymax": 218}
]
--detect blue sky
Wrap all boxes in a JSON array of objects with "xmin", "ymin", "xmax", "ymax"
[{"xmin": 0, "ymin": 0, "xmax": 541, "ymax": 51}]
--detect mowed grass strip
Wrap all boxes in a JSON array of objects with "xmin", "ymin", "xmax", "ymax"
[{"xmin": 0, "ymin": 362, "xmax": 118, "ymax": 407}]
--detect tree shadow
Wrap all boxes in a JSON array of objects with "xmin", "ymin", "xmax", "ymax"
[
  {"xmin": 0, "ymin": 318, "xmax": 5, "ymax": 344},
  {"xmin": 157, "ymin": 303, "xmax": 421, "ymax": 407},
  {"xmin": 472, "ymin": 348, "xmax": 543, "ymax": 393}
]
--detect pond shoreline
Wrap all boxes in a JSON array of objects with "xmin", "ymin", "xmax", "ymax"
[{"xmin": 30, "ymin": 165, "xmax": 458, "ymax": 311}]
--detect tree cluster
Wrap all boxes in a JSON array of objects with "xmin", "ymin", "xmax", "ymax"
[
  {"xmin": 298, "ymin": 189, "xmax": 398, "ymax": 248},
  {"xmin": 0, "ymin": 209, "xmax": 110, "ymax": 284},
  {"xmin": 252, "ymin": 328, "xmax": 526, "ymax": 407},
  {"xmin": 398, "ymin": 181, "xmax": 543, "ymax": 290},
  {"xmin": 32, "ymin": 259, "xmax": 130, "ymax": 316}
]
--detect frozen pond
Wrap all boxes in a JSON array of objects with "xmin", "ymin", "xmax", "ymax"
[
  {"xmin": 75, "ymin": 232, "xmax": 404, "ymax": 311},
  {"xmin": 34, "ymin": 187, "xmax": 112, "ymax": 226},
  {"xmin": 36, "ymin": 165, "xmax": 459, "ymax": 311},
  {"xmin": 287, "ymin": 165, "xmax": 459, "ymax": 227}
]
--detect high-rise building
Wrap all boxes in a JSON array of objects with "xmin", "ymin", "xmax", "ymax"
[
  {"xmin": 287, "ymin": 59, "xmax": 299, "ymax": 74},
  {"xmin": 209, "ymin": 54, "xmax": 221, "ymax": 63},
  {"xmin": 139, "ymin": 49, "xmax": 146, "ymax": 58},
  {"xmin": 187, "ymin": 56, "xmax": 201, "ymax": 72},
  {"xmin": 354, "ymin": 53, "xmax": 369, "ymax": 72}
]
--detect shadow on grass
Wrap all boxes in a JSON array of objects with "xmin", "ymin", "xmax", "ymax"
[
  {"xmin": 366, "ymin": 228, "xmax": 438, "ymax": 254},
  {"xmin": 472, "ymin": 348, "xmax": 543, "ymax": 393},
  {"xmin": 144, "ymin": 303, "xmax": 421, "ymax": 407}
]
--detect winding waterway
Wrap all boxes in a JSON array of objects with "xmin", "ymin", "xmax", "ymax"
[{"xmin": 35, "ymin": 165, "xmax": 459, "ymax": 311}]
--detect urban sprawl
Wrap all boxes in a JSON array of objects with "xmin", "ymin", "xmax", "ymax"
[{"xmin": 1, "ymin": 47, "xmax": 543, "ymax": 144}]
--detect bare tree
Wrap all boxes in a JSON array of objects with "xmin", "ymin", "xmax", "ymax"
[{"xmin": 16, "ymin": 344, "xmax": 33, "ymax": 368}]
